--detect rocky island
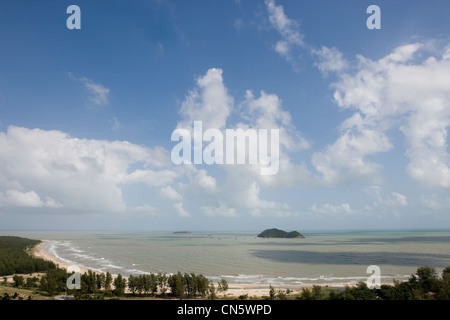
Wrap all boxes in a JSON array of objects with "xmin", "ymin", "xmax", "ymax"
[{"xmin": 257, "ymin": 228, "xmax": 305, "ymax": 239}]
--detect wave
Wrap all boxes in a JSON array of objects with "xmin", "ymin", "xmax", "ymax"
[
  {"xmin": 45, "ymin": 239, "xmax": 412, "ymax": 285},
  {"xmin": 213, "ymin": 273, "xmax": 410, "ymax": 286},
  {"xmin": 44, "ymin": 240, "xmax": 123, "ymax": 274}
]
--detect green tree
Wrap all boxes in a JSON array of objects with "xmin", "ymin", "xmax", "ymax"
[
  {"xmin": 157, "ymin": 272, "xmax": 168, "ymax": 297},
  {"xmin": 195, "ymin": 274, "xmax": 210, "ymax": 298},
  {"xmin": 390, "ymin": 280, "xmax": 414, "ymax": 300},
  {"xmin": 168, "ymin": 272, "xmax": 185, "ymax": 299},
  {"xmin": 96, "ymin": 273, "xmax": 105, "ymax": 291},
  {"xmin": 136, "ymin": 275, "xmax": 145, "ymax": 295},
  {"xmin": 81, "ymin": 270, "xmax": 97, "ymax": 294},
  {"xmin": 377, "ymin": 284, "xmax": 396, "ymax": 300},
  {"xmin": 39, "ymin": 267, "xmax": 67, "ymax": 296},
  {"xmin": 149, "ymin": 273, "xmax": 158, "ymax": 296},
  {"xmin": 104, "ymin": 272, "xmax": 113, "ymax": 292},
  {"xmin": 128, "ymin": 274, "xmax": 138, "ymax": 295},
  {"xmin": 269, "ymin": 285, "xmax": 276, "ymax": 300},
  {"xmin": 415, "ymin": 266, "xmax": 439, "ymax": 293},
  {"xmin": 344, "ymin": 282, "xmax": 378, "ymax": 300},
  {"xmin": 436, "ymin": 266, "xmax": 450, "ymax": 300},
  {"xmin": 12, "ymin": 275, "xmax": 24, "ymax": 288},
  {"xmin": 442, "ymin": 266, "xmax": 450, "ymax": 281},
  {"xmin": 113, "ymin": 274, "xmax": 127, "ymax": 297},
  {"xmin": 0, "ymin": 236, "xmax": 56, "ymax": 276},
  {"xmin": 298, "ymin": 285, "xmax": 327, "ymax": 300},
  {"xmin": 217, "ymin": 278, "xmax": 229, "ymax": 297},
  {"xmin": 207, "ymin": 280, "xmax": 216, "ymax": 300},
  {"xmin": 26, "ymin": 276, "xmax": 39, "ymax": 287},
  {"xmin": 184, "ymin": 273, "xmax": 195, "ymax": 298}
]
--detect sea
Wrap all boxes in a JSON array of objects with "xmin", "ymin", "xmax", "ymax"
[{"xmin": 2, "ymin": 229, "xmax": 450, "ymax": 287}]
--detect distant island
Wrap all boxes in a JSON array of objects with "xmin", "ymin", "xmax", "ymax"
[
  {"xmin": 173, "ymin": 231, "xmax": 192, "ymax": 234},
  {"xmin": 257, "ymin": 228, "xmax": 305, "ymax": 239}
]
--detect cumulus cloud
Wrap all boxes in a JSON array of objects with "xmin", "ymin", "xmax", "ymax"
[
  {"xmin": 174, "ymin": 202, "xmax": 190, "ymax": 217},
  {"xmin": 201, "ymin": 204, "xmax": 238, "ymax": 217},
  {"xmin": 365, "ymin": 186, "xmax": 408, "ymax": 207},
  {"xmin": 263, "ymin": 0, "xmax": 450, "ymax": 189},
  {"xmin": 265, "ymin": 0, "xmax": 305, "ymax": 62},
  {"xmin": 311, "ymin": 120, "xmax": 393, "ymax": 185},
  {"xmin": 0, "ymin": 126, "xmax": 173, "ymax": 213},
  {"xmin": 240, "ymin": 90, "xmax": 310, "ymax": 152},
  {"xmin": 68, "ymin": 73, "xmax": 110, "ymax": 107},
  {"xmin": 178, "ymin": 68, "xmax": 233, "ymax": 130},
  {"xmin": 313, "ymin": 42, "xmax": 450, "ymax": 188},
  {"xmin": 173, "ymin": 67, "xmax": 313, "ymax": 217},
  {"xmin": 312, "ymin": 46, "xmax": 348, "ymax": 75},
  {"xmin": 310, "ymin": 203, "xmax": 355, "ymax": 216},
  {"xmin": 421, "ymin": 194, "xmax": 450, "ymax": 210},
  {"xmin": 159, "ymin": 186, "xmax": 183, "ymax": 201},
  {"xmin": 0, "ymin": 190, "xmax": 61, "ymax": 208}
]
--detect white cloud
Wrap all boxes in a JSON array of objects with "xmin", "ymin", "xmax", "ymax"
[
  {"xmin": 84, "ymin": 80, "xmax": 110, "ymax": 106},
  {"xmin": 241, "ymin": 90, "xmax": 310, "ymax": 152},
  {"xmin": 243, "ymin": 182, "xmax": 277, "ymax": 210},
  {"xmin": 121, "ymin": 168, "xmax": 179, "ymax": 187},
  {"xmin": 421, "ymin": 194, "xmax": 450, "ymax": 211},
  {"xmin": 265, "ymin": 0, "xmax": 304, "ymax": 62},
  {"xmin": 0, "ymin": 190, "xmax": 61, "ymax": 208},
  {"xmin": 310, "ymin": 203, "xmax": 355, "ymax": 216},
  {"xmin": 364, "ymin": 186, "xmax": 408, "ymax": 207},
  {"xmin": 159, "ymin": 186, "xmax": 183, "ymax": 201},
  {"xmin": 173, "ymin": 68, "xmax": 313, "ymax": 218},
  {"xmin": 195, "ymin": 169, "xmax": 217, "ymax": 190},
  {"xmin": 174, "ymin": 202, "xmax": 190, "ymax": 217},
  {"xmin": 110, "ymin": 117, "xmax": 122, "ymax": 132},
  {"xmin": 129, "ymin": 204, "xmax": 159, "ymax": 216},
  {"xmin": 233, "ymin": 18, "xmax": 244, "ymax": 32},
  {"xmin": 314, "ymin": 42, "xmax": 450, "ymax": 188},
  {"xmin": 0, "ymin": 126, "xmax": 173, "ymax": 213},
  {"xmin": 389, "ymin": 192, "xmax": 408, "ymax": 207},
  {"xmin": 69, "ymin": 73, "xmax": 110, "ymax": 107},
  {"xmin": 312, "ymin": 46, "xmax": 348, "ymax": 75},
  {"xmin": 263, "ymin": 0, "xmax": 450, "ymax": 193},
  {"xmin": 312, "ymin": 122, "xmax": 392, "ymax": 185},
  {"xmin": 202, "ymin": 204, "xmax": 238, "ymax": 217},
  {"xmin": 178, "ymin": 68, "xmax": 233, "ymax": 130}
]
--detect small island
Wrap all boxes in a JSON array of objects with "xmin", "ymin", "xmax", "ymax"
[{"xmin": 257, "ymin": 228, "xmax": 305, "ymax": 239}]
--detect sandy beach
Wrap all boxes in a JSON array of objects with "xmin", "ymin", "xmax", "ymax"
[
  {"xmin": 31, "ymin": 240, "xmax": 330, "ymax": 298},
  {"xmin": 31, "ymin": 241, "xmax": 92, "ymax": 275}
]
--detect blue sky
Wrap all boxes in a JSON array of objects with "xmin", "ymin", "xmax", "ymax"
[{"xmin": 1, "ymin": 0, "xmax": 450, "ymax": 231}]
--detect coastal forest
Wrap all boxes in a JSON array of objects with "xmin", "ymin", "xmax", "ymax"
[
  {"xmin": 0, "ymin": 236, "xmax": 56, "ymax": 276},
  {"xmin": 1, "ymin": 236, "xmax": 450, "ymax": 300}
]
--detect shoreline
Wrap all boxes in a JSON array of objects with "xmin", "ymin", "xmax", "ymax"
[
  {"xmin": 31, "ymin": 241, "xmax": 92, "ymax": 275},
  {"xmin": 31, "ymin": 240, "xmax": 363, "ymax": 298}
]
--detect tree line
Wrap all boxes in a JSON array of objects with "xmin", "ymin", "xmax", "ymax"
[
  {"xmin": 75, "ymin": 270, "xmax": 228, "ymax": 299},
  {"xmin": 267, "ymin": 266, "xmax": 450, "ymax": 300},
  {"xmin": 10, "ymin": 267, "xmax": 228, "ymax": 299},
  {"xmin": 2, "ymin": 236, "xmax": 449, "ymax": 300},
  {"xmin": 0, "ymin": 236, "xmax": 228, "ymax": 299},
  {"xmin": 0, "ymin": 236, "xmax": 56, "ymax": 276}
]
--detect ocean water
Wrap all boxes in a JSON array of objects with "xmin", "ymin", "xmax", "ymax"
[{"xmin": 2, "ymin": 229, "xmax": 450, "ymax": 286}]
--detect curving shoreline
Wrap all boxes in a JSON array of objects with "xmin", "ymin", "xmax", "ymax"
[
  {"xmin": 31, "ymin": 240, "xmax": 92, "ymax": 275},
  {"xmin": 30, "ymin": 239, "xmax": 327, "ymax": 298}
]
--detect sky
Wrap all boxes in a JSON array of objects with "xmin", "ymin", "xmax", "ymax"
[{"xmin": 1, "ymin": 0, "xmax": 450, "ymax": 231}]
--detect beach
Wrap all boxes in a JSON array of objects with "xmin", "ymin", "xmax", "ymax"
[
  {"xmin": 31, "ymin": 240, "xmax": 315, "ymax": 298},
  {"xmin": 14, "ymin": 229, "xmax": 449, "ymax": 299},
  {"xmin": 32, "ymin": 241, "xmax": 92, "ymax": 275}
]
